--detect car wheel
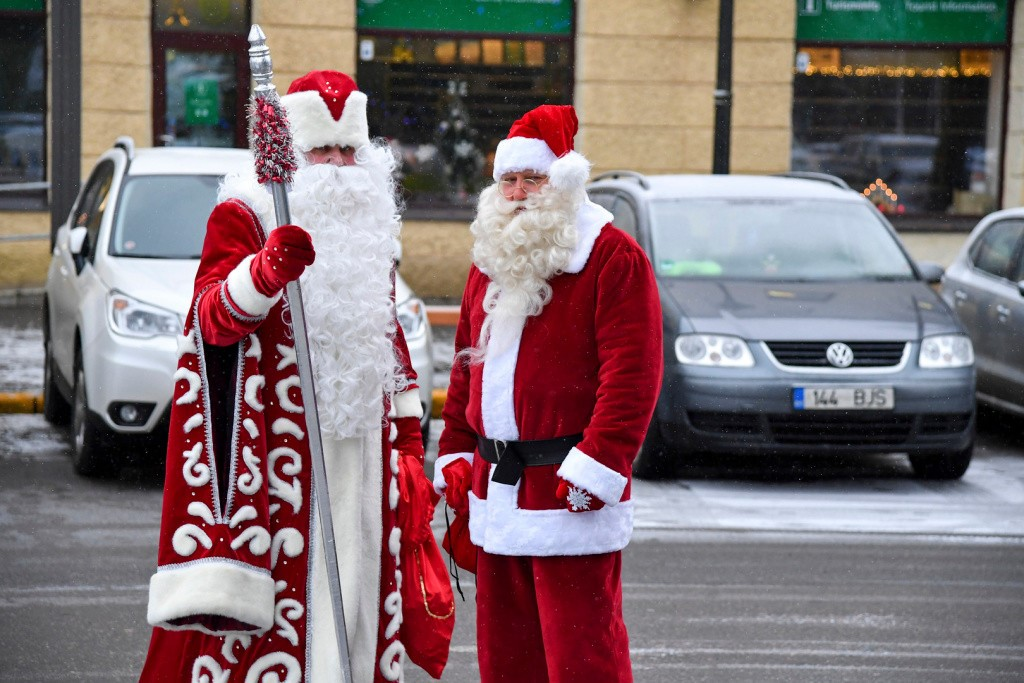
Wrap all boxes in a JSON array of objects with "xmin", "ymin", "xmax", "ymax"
[
  {"xmin": 42, "ymin": 334, "xmax": 71, "ymax": 426},
  {"xmin": 71, "ymin": 352, "xmax": 114, "ymax": 477},
  {"xmin": 908, "ymin": 445, "xmax": 972, "ymax": 480},
  {"xmin": 633, "ymin": 418, "xmax": 675, "ymax": 480}
]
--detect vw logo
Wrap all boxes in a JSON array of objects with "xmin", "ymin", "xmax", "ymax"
[{"xmin": 826, "ymin": 342, "xmax": 854, "ymax": 368}]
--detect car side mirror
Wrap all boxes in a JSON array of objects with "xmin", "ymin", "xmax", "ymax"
[
  {"xmin": 916, "ymin": 261, "xmax": 944, "ymax": 284},
  {"xmin": 69, "ymin": 226, "xmax": 88, "ymax": 256}
]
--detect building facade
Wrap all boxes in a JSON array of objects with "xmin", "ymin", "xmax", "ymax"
[{"xmin": 1, "ymin": 0, "xmax": 1020, "ymax": 298}]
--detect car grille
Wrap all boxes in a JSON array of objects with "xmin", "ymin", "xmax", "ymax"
[
  {"xmin": 768, "ymin": 413, "xmax": 914, "ymax": 445},
  {"xmin": 765, "ymin": 341, "xmax": 907, "ymax": 368},
  {"xmin": 687, "ymin": 411, "xmax": 972, "ymax": 446}
]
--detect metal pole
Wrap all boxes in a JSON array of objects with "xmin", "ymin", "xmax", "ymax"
[
  {"xmin": 248, "ymin": 25, "xmax": 354, "ymax": 683},
  {"xmin": 712, "ymin": 0, "xmax": 734, "ymax": 174}
]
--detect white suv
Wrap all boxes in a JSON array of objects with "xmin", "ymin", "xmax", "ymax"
[{"xmin": 44, "ymin": 138, "xmax": 433, "ymax": 475}]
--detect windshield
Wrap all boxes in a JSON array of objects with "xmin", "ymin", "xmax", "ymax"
[
  {"xmin": 109, "ymin": 174, "xmax": 222, "ymax": 258},
  {"xmin": 648, "ymin": 198, "xmax": 915, "ymax": 281}
]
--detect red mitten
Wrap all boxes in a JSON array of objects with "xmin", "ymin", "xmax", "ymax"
[
  {"xmin": 441, "ymin": 458, "xmax": 472, "ymax": 515},
  {"xmin": 396, "ymin": 455, "xmax": 439, "ymax": 545},
  {"xmin": 250, "ymin": 224, "xmax": 315, "ymax": 296},
  {"xmin": 392, "ymin": 416, "xmax": 425, "ymax": 461},
  {"xmin": 556, "ymin": 478, "xmax": 606, "ymax": 513}
]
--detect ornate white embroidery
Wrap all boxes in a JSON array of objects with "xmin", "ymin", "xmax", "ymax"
[
  {"xmin": 181, "ymin": 442, "xmax": 210, "ymax": 487},
  {"xmin": 237, "ymin": 446, "xmax": 263, "ymax": 496},
  {"xmin": 221, "ymin": 634, "xmax": 251, "ymax": 664},
  {"xmin": 177, "ymin": 329, "xmax": 198, "ymax": 358},
  {"xmin": 230, "ymin": 525, "xmax": 271, "ymax": 555},
  {"xmin": 270, "ymin": 528, "xmax": 304, "ymax": 569},
  {"xmin": 229, "ymin": 505, "xmax": 258, "ymax": 527},
  {"xmin": 271, "ymin": 418, "xmax": 304, "ymax": 440},
  {"xmin": 183, "ymin": 413, "xmax": 204, "ymax": 433},
  {"xmin": 378, "ymin": 639, "xmax": 405, "ymax": 682},
  {"xmin": 273, "ymin": 598, "xmax": 304, "ymax": 646},
  {"xmin": 172, "ymin": 524, "xmax": 213, "ymax": 556},
  {"xmin": 275, "ymin": 375, "xmax": 303, "ymax": 414},
  {"xmin": 245, "ymin": 333, "xmax": 262, "ymax": 361},
  {"xmin": 243, "ymin": 652, "xmax": 301, "ymax": 683},
  {"xmin": 383, "ymin": 589, "xmax": 403, "ymax": 639},
  {"xmin": 268, "ymin": 447, "xmax": 303, "ymax": 513},
  {"xmin": 389, "ymin": 527, "xmax": 402, "ymax": 561},
  {"xmin": 242, "ymin": 417, "xmax": 259, "ymax": 439},
  {"xmin": 173, "ymin": 367, "xmax": 201, "ymax": 405},
  {"xmin": 191, "ymin": 654, "xmax": 229, "ymax": 683},
  {"xmin": 276, "ymin": 344, "xmax": 296, "ymax": 370},
  {"xmin": 187, "ymin": 501, "xmax": 216, "ymax": 525},
  {"xmin": 244, "ymin": 375, "xmax": 266, "ymax": 411}
]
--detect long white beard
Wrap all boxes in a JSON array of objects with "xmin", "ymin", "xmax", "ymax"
[
  {"xmin": 465, "ymin": 183, "xmax": 580, "ymax": 361},
  {"xmin": 285, "ymin": 145, "xmax": 404, "ymax": 439}
]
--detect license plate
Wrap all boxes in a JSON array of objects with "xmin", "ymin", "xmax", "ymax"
[{"xmin": 793, "ymin": 386, "xmax": 894, "ymax": 410}]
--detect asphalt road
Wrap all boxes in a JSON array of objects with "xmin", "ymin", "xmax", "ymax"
[{"xmin": 1, "ymin": 411, "xmax": 1023, "ymax": 683}]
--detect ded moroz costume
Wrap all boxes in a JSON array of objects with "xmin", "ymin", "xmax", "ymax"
[
  {"xmin": 434, "ymin": 105, "xmax": 664, "ymax": 682},
  {"xmin": 139, "ymin": 71, "xmax": 450, "ymax": 683}
]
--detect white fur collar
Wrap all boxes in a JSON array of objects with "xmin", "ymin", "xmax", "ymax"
[{"xmin": 565, "ymin": 198, "xmax": 612, "ymax": 274}]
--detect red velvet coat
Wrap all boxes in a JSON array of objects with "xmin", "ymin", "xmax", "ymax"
[
  {"xmin": 140, "ymin": 199, "xmax": 426, "ymax": 683},
  {"xmin": 436, "ymin": 203, "xmax": 663, "ymax": 557}
]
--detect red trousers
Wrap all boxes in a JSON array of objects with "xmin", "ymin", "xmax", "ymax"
[{"xmin": 476, "ymin": 550, "xmax": 633, "ymax": 683}]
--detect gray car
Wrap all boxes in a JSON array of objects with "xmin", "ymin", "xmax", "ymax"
[
  {"xmin": 940, "ymin": 208, "xmax": 1024, "ymax": 417},
  {"xmin": 587, "ymin": 172, "xmax": 976, "ymax": 480}
]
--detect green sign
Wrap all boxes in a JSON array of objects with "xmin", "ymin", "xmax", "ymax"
[
  {"xmin": 0, "ymin": 0, "xmax": 44, "ymax": 10},
  {"xmin": 796, "ymin": 0, "xmax": 1008, "ymax": 44},
  {"xmin": 357, "ymin": 0, "xmax": 573, "ymax": 36},
  {"xmin": 184, "ymin": 78, "xmax": 220, "ymax": 127}
]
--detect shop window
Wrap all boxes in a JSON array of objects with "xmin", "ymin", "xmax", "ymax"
[
  {"xmin": 791, "ymin": 46, "xmax": 1004, "ymax": 219},
  {"xmin": 0, "ymin": 1, "xmax": 46, "ymax": 208},
  {"xmin": 151, "ymin": 0, "xmax": 250, "ymax": 148},
  {"xmin": 356, "ymin": 0, "xmax": 574, "ymax": 217},
  {"xmin": 358, "ymin": 34, "xmax": 572, "ymax": 216}
]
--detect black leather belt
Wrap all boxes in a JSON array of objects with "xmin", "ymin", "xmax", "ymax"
[{"xmin": 477, "ymin": 433, "xmax": 583, "ymax": 485}]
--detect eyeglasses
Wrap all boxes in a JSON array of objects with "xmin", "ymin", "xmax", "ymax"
[{"xmin": 498, "ymin": 176, "xmax": 547, "ymax": 198}]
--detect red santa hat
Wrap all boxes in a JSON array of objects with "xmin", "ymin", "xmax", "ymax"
[
  {"xmin": 491, "ymin": 104, "xmax": 591, "ymax": 190},
  {"xmin": 280, "ymin": 70, "xmax": 370, "ymax": 153}
]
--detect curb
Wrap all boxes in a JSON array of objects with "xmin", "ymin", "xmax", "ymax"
[
  {"xmin": 0, "ymin": 392, "xmax": 43, "ymax": 414},
  {"xmin": 431, "ymin": 388, "xmax": 447, "ymax": 419},
  {"xmin": 0, "ymin": 390, "xmax": 449, "ymax": 419}
]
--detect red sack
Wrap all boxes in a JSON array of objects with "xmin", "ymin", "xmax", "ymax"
[
  {"xmin": 397, "ymin": 455, "xmax": 455, "ymax": 678},
  {"xmin": 441, "ymin": 510, "xmax": 478, "ymax": 574},
  {"xmin": 401, "ymin": 540, "xmax": 456, "ymax": 679}
]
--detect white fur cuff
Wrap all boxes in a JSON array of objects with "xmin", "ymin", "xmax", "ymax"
[
  {"xmin": 147, "ymin": 560, "xmax": 274, "ymax": 635},
  {"xmin": 557, "ymin": 446, "xmax": 627, "ymax": 506},
  {"xmin": 225, "ymin": 254, "xmax": 282, "ymax": 318},
  {"xmin": 433, "ymin": 451, "xmax": 473, "ymax": 494},
  {"xmin": 392, "ymin": 389, "xmax": 423, "ymax": 420}
]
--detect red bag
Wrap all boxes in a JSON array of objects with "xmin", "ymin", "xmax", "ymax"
[
  {"xmin": 441, "ymin": 510, "xmax": 478, "ymax": 574},
  {"xmin": 396, "ymin": 456, "xmax": 455, "ymax": 678}
]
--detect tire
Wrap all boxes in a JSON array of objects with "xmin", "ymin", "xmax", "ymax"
[
  {"xmin": 909, "ymin": 445, "xmax": 972, "ymax": 480},
  {"xmin": 70, "ymin": 352, "xmax": 114, "ymax": 477},
  {"xmin": 42, "ymin": 334, "xmax": 71, "ymax": 426},
  {"xmin": 633, "ymin": 417, "xmax": 675, "ymax": 480}
]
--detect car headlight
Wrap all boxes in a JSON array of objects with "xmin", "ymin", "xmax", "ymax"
[
  {"xmin": 919, "ymin": 334, "xmax": 974, "ymax": 369},
  {"xmin": 107, "ymin": 292, "xmax": 183, "ymax": 339},
  {"xmin": 397, "ymin": 296, "xmax": 428, "ymax": 341},
  {"xmin": 675, "ymin": 334, "xmax": 755, "ymax": 367}
]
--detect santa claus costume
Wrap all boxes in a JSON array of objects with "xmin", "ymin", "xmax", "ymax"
[
  {"xmin": 139, "ymin": 72, "xmax": 440, "ymax": 683},
  {"xmin": 435, "ymin": 105, "xmax": 663, "ymax": 682}
]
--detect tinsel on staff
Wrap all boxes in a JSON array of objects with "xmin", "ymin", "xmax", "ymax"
[{"xmin": 248, "ymin": 94, "xmax": 297, "ymax": 185}]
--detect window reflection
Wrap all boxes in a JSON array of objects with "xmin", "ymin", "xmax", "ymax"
[
  {"xmin": 791, "ymin": 47, "xmax": 1002, "ymax": 218},
  {"xmin": 0, "ymin": 10, "xmax": 45, "ymax": 184}
]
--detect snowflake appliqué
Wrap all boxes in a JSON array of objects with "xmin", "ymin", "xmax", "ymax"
[{"xmin": 566, "ymin": 485, "xmax": 593, "ymax": 511}]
